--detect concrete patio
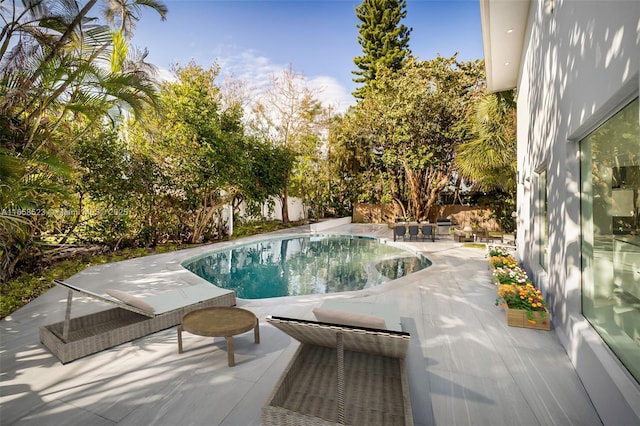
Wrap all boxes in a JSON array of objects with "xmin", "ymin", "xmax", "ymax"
[{"xmin": 0, "ymin": 223, "xmax": 603, "ymax": 425}]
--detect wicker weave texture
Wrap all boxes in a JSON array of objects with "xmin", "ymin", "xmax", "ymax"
[
  {"xmin": 267, "ymin": 317, "xmax": 410, "ymax": 359},
  {"xmin": 40, "ymin": 291, "xmax": 236, "ymax": 363},
  {"xmin": 262, "ymin": 344, "xmax": 412, "ymax": 426}
]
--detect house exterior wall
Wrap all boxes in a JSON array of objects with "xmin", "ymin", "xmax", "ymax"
[
  {"xmin": 234, "ymin": 196, "xmax": 307, "ymax": 223},
  {"xmin": 515, "ymin": 0, "xmax": 640, "ymax": 423}
]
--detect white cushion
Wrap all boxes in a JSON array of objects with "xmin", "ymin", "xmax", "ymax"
[
  {"xmin": 313, "ymin": 307, "xmax": 387, "ymax": 330},
  {"xmin": 106, "ymin": 289, "xmax": 156, "ymax": 313}
]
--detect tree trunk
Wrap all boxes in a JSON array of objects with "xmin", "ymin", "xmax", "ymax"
[
  {"xmin": 58, "ymin": 193, "xmax": 84, "ymax": 245},
  {"xmin": 191, "ymin": 190, "xmax": 234, "ymax": 243},
  {"xmin": 281, "ymin": 190, "xmax": 290, "ymax": 223},
  {"xmin": 404, "ymin": 161, "xmax": 451, "ymax": 222}
]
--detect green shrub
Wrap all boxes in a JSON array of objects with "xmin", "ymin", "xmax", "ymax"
[{"xmin": 1, "ymin": 221, "xmax": 297, "ymax": 318}]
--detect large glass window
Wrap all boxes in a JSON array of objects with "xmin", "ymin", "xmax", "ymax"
[
  {"xmin": 537, "ymin": 170, "xmax": 548, "ymax": 270},
  {"xmin": 580, "ymin": 98, "xmax": 640, "ymax": 383}
]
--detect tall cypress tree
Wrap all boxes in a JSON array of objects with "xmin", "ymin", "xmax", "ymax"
[{"xmin": 352, "ymin": 0, "xmax": 412, "ymax": 99}]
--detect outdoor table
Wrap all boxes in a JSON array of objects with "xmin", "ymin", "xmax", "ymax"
[{"xmin": 178, "ymin": 306, "xmax": 260, "ymax": 367}]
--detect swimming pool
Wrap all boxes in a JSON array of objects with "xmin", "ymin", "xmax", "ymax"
[{"xmin": 182, "ymin": 234, "xmax": 431, "ymax": 299}]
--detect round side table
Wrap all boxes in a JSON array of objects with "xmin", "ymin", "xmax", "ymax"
[{"xmin": 178, "ymin": 307, "xmax": 260, "ymax": 367}]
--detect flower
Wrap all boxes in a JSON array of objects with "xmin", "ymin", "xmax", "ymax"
[
  {"xmin": 489, "ymin": 255, "xmax": 518, "ymax": 269},
  {"xmin": 487, "ymin": 246, "xmax": 512, "ymax": 257},
  {"xmin": 489, "ymin": 250, "xmax": 550, "ymax": 325},
  {"xmin": 496, "ymin": 283, "xmax": 548, "ymax": 322},
  {"xmin": 492, "ymin": 265, "xmax": 530, "ymax": 285}
]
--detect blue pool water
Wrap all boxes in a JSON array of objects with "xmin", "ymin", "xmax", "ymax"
[{"xmin": 182, "ymin": 234, "xmax": 431, "ymax": 299}]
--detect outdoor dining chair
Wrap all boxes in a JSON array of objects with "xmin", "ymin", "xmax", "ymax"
[
  {"xmin": 421, "ymin": 224, "xmax": 435, "ymax": 242},
  {"xmin": 408, "ymin": 223, "xmax": 420, "ymax": 240},
  {"xmin": 393, "ymin": 223, "xmax": 407, "ymax": 241}
]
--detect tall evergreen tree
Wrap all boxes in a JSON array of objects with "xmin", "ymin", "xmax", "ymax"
[{"xmin": 352, "ymin": 0, "xmax": 412, "ymax": 99}]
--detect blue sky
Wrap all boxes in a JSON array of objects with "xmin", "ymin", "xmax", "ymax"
[{"xmin": 131, "ymin": 0, "xmax": 483, "ymax": 112}]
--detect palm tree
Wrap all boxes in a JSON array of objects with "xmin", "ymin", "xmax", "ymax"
[
  {"xmin": 103, "ymin": 0, "xmax": 167, "ymax": 38},
  {"xmin": 103, "ymin": 0, "xmax": 167, "ymax": 72},
  {"xmin": 456, "ymin": 90, "xmax": 517, "ymax": 192},
  {"xmin": 0, "ymin": 0, "xmax": 166, "ymax": 282},
  {"xmin": 455, "ymin": 90, "xmax": 517, "ymax": 231},
  {"xmin": 0, "ymin": 0, "xmax": 103, "ymax": 114}
]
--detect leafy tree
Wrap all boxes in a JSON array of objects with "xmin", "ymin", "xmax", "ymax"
[
  {"xmin": 233, "ymin": 140, "xmax": 295, "ymax": 220},
  {"xmin": 0, "ymin": 0, "xmax": 165, "ymax": 281},
  {"xmin": 327, "ymin": 105, "xmax": 386, "ymax": 207},
  {"xmin": 140, "ymin": 63, "xmax": 239, "ymax": 243},
  {"xmin": 322, "ymin": 137, "xmax": 361, "ymax": 217},
  {"xmin": 352, "ymin": 0, "xmax": 412, "ymax": 99},
  {"xmin": 456, "ymin": 90, "xmax": 517, "ymax": 192},
  {"xmin": 126, "ymin": 62, "xmax": 293, "ymax": 244},
  {"xmin": 455, "ymin": 90, "xmax": 517, "ymax": 230},
  {"xmin": 63, "ymin": 127, "xmax": 145, "ymax": 247},
  {"xmin": 332, "ymin": 56, "xmax": 484, "ymax": 221},
  {"xmin": 251, "ymin": 65, "xmax": 327, "ymax": 223}
]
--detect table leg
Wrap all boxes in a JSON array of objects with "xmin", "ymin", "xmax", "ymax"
[
  {"xmin": 254, "ymin": 318, "xmax": 260, "ymax": 344},
  {"xmin": 177, "ymin": 325, "xmax": 183, "ymax": 354},
  {"xmin": 225, "ymin": 336, "xmax": 234, "ymax": 367}
]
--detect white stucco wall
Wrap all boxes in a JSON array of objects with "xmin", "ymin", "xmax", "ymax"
[
  {"xmin": 234, "ymin": 196, "xmax": 307, "ymax": 223},
  {"xmin": 516, "ymin": 0, "xmax": 640, "ymax": 423}
]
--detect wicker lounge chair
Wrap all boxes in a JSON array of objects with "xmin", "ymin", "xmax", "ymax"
[
  {"xmin": 315, "ymin": 299, "xmax": 403, "ymax": 332},
  {"xmin": 262, "ymin": 315, "xmax": 413, "ymax": 425},
  {"xmin": 40, "ymin": 280, "xmax": 236, "ymax": 364}
]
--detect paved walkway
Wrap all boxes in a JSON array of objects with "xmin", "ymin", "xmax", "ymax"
[{"xmin": 0, "ymin": 223, "xmax": 602, "ymax": 425}]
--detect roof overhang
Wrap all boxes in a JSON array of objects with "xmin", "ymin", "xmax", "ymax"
[{"xmin": 480, "ymin": 0, "xmax": 530, "ymax": 93}]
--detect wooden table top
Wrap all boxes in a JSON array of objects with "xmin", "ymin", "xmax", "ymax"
[{"xmin": 181, "ymin": 307, "xmax": 257, "ymax": 337}]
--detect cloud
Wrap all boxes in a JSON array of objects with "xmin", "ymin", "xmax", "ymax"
[
  {"xmin": 155, "ymin": 67, "xmax": 176, "ymax": 83},
  {"xmin": 151, "ymin": 48, "xmax": 356, "ymax": 115},
  {"xmin": 307, "ymin": 75, "xmax": 355, "ymax": 114},
  {"xmin": 217, "ymin": 49, "xmax": 282, "ymax": 92},
  {"xmin": 216, "ymin": 48, "xmax": 355, "ymax": 114}
]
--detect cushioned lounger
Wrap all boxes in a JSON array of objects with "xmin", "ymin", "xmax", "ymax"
[
  {"xmin": 262, "ymin": 315, "xmax": 413, "ymax": 426},
  {"xmin": 40, "ymin": 280, "xmax": 236, "ymax": 364},
  {"xmin": 314, "ymin": 299, "xmax": 403, "ymax": 332}
]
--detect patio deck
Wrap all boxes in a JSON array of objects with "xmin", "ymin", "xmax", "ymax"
[{"xmin": 0, "ymin": 223, "xmax": 602, "ymax": 425}]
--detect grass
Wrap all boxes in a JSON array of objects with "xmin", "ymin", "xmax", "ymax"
[
  {"xmin": 462, "ymin": 242, "xmax": 488, "ymax": 249},
  {"xmin": 0, "ymin": 220, "xmax": 303, "ymax": 319}
]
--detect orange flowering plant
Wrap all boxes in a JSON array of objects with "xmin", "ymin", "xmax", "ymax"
[
  {"xmin": 489, "ymin": 255, "xmax": 518, "ymax": 269},
  {"xmin": 496, "ymin": 283, "xmax": 548, "ymax": 322}
]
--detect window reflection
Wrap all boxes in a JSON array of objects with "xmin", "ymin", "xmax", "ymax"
[{"xmin": 581, "ymin": 98, "xmax": 640, "ymax": 383}]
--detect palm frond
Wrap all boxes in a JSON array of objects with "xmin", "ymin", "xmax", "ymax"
[
  {"xmin": 110, "ymin": 29, "xmax": 128, "ymax": 73},
  {"xmin": 455, "ymin": 90, "xmax": 517, "ymax": 191}
]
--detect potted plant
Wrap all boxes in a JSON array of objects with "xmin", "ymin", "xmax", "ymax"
[
  {"xmin": 491, "ymin": 265, "xmax": 530, "ymax": 285},
  {"xmin": 487, "ymin": 246, "xmax": 511, "ymax": 257},
  {"xmin": 488, "ymin": 254, "xmax": 518, "ymax": 270},
  {"xmin": 496, "ymin": 283, "xmax": 550, "ymax": 330}
]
